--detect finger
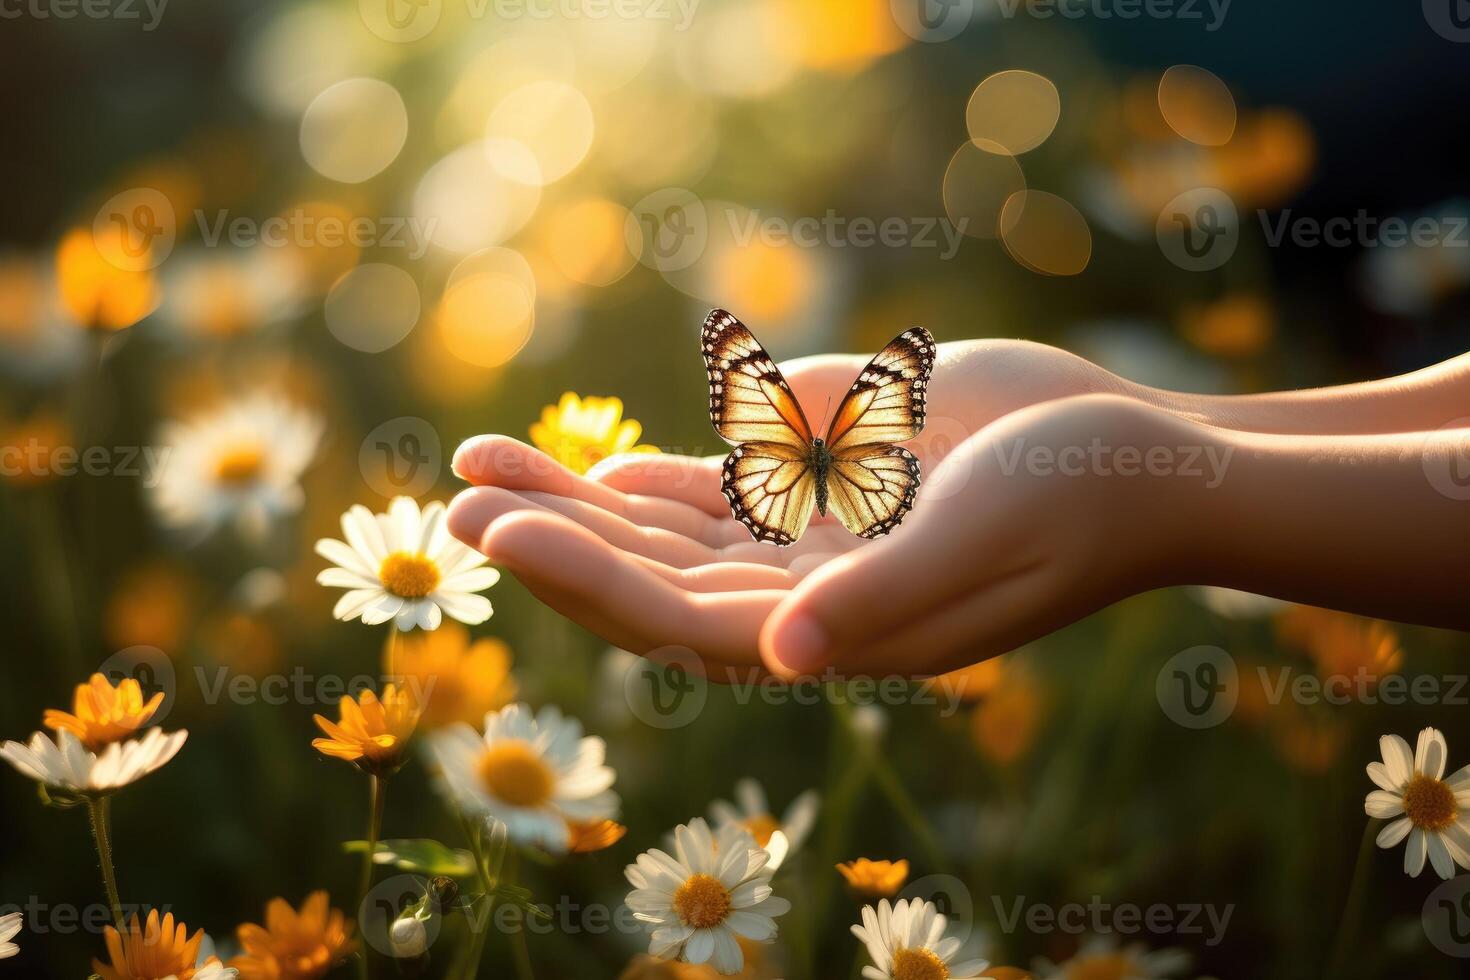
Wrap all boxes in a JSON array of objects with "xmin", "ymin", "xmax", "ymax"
[
  {"xmin": 631, "ymin": 556, "xmax": 800, "ymax": 592},
  {"xmin": 449, "ymin": 442, "xmax": 738, "ymax": 546},
  {"xmin": 484, "ymin": 510, "xmax": 779, "ymax": 664},
  {"xmin": 590, "ymin": 453, "xmax": 729, "ymax": 516}
]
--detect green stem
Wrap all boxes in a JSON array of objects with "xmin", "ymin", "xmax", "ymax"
[
  {"xmin": 506, "ymin": 851, "xmax": 535, "ymax": 980},
  {"xmin": 357, "ymin": 775, "xmax": 386, "ymax": 980},
  {"xmin": 458, "ymin": 816, "xmax": 497, "ymax": 980},
  {"xmin": 1327, "ymin": 820, "xmax": 1376, "ymax": 978},
  {"xmin": 86, "ymin": 795, "xmax": 123, "ymax": 929},
  {"xmin": 834, "ymin": 700, "xmax": 948, "ymax": 873}
]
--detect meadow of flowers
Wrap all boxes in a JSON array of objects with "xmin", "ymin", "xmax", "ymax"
[{"xmin": 2, "ymin": 2, "xmax": 1470, "ymax": 979}]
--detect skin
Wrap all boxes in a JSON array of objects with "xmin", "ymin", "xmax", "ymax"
[{"xmin": 446, "ymin": 340, "xmax": 1470, "ymax": 681}]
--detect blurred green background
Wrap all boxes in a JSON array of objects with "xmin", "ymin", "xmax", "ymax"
[{"xmin": 2, "ymin": 0, "xmax": 1469, "ymax": 977}]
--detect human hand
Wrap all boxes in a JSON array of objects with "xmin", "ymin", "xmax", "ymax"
[{"xmin": 446, "ymin": 339, "xmax": 1159, "ymax": 677}]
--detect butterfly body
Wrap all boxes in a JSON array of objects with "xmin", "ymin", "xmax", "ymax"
[{"xmin": 702, "ymin": 309, "xmax": 936, "ymax": 546}]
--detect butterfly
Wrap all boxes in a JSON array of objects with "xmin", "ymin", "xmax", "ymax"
[{"xmin": 701, "ymin": 308, "xmax": 937, "ymax": 546}]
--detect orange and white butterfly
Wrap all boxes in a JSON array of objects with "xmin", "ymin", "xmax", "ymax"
[{"xmin": 702, "ymin": 308, "xmax": 936, "ymax": 546}]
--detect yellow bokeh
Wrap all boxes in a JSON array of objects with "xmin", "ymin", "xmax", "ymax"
[
  {"xmin": 542, "ymin": 198, "xmax": 640, "ymax": 288},
  {"xmin": 436, "ymin": 273, "xmax": 535, "ymax": 369},
  {"xmin": 56, "ymin": 227, "xmax": 159, "ymax": 331}
]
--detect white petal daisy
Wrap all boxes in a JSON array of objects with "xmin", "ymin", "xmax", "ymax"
[
  {"xmin": 150, "ymin": 392, "xmax": 322, "ymax": 544},
  {"xmin": 710, "ymin": 778, "xmax": 819, "ymax": 871},
  {"xmin": 1365, "ymin": 726, "xmax": 1470, "ymax": 879},
  {"xmin": 429, "ymin": 703, "xmax": 617, "ymax": 852},
  {"xmin": 0, "ymin": 727, "xmax": 187, "ymax": 795},
  {"xmin": 316, "ymin": 496, "xmax": 499, "ymax": 631},
  {"xmin": 624, "ymin": 817, "xmax": 791, "ymax": 976},
  {"xmin": 0, "ymin": 911, "xmax": 20, "ymax": 959},
  {"xmin": 851, "ymin": 897, "xmax": 988, "ymax": 980}
]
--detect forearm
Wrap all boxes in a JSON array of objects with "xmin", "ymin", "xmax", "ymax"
[
  {"xmin": 1136, "ymin": 351, "xmax": 1470, "ymax": 435},
  {"xmin": 1179, "ymin": 425, "xmax": 1470, "ymax": 628}
]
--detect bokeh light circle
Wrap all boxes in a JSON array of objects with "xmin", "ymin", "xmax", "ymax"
[
  {"xmin": 999, "ymin": 191, "xmax": 1093, "ymax": 276},
  {"xmin": 413, "ymin": 141, "xmax": 542, "ymax": 254},
  {"xmin": 966, "ymin": 70, "xmax": 1061, "ymax": 155},
  {"xmin": 300, "ymin": 78, "xmax": 409, "ymax": 184},
  {"xmin": 324, "ymin": 264, "xmax": 420, "ymax": 353},
  {"xmin": 544, "ymin": 199, "xmax": 640, "ymax": 288},
  {"xmin": 1157, "ymin": 65, "xmax": 1237, "ymax": 146},
  {"xmin": 625, "ymin": 187, "xmax": 710, "ymax": 272},
  {"xmin": 435, "ymin": 273, "xmax": 534, "ymax": 369},
  {"xmin": 485, "ymin": 81, "xmax": 594, "ymax": 185},
  {"xmin": 941, "ymin": 140, "xmax": 1026, "ymax": 240}
]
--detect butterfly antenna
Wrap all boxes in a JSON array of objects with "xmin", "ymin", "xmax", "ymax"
[{"xmin": 817, "ymin": 396, "xmax": 834, "ymax": 437}]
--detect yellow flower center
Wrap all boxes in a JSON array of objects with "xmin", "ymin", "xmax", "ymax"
[
  {"xmin": 673, "ymin": 873, "xmax": 732, "ymax": 930},
  {"xmin": 891, "ymin": 947, "xmax": 949, "ymax": 980},
  {"xmin": 743, "ymin": 813, "xmax": 781, "ymax": 848},
  {"xmin": 213, "ymin": 443, "xmax": 265, "ymax": 484},
  {"xmin": 1404, "ymin": 773, "xmax": 1459, "ymax": 830},
  {"xmin": 379, "ymin": 551, "xmax": 441, "ymax": 599},
  {"xmin": 478, "ymin": 740, "xmax": 555, "ymax": 807}
]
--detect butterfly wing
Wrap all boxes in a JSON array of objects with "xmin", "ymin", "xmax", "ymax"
[
  {"xmin": 702, "ymin": 308, "xmax": 813, "ymax": 450},
  {"xmin": 825, "ymin": 445, "xmax": 922, "ymax": 539},
  {"xmin": 820, "ymin": 327, "xmax": 936, "ymax": 538},
  {"xmin": 721, "ymin": 441, "xmax": 818, "ymax": 546},
  {"xmin": 825, "ymin": 327, "xmax": 937, "ymax": 452}
]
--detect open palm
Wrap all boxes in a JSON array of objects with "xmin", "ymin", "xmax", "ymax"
[{"xmin": 447, "ymin": 339, "xmax": 1152, "ymax": 678}]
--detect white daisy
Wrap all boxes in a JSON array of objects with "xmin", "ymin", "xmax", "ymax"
[
  {"xmin": 1365, "ymin": 726, "xmax": 1470, "ymax": 879},
  {"xmin": 1036, "ymin": 937, "xmax": 1192, "ymax": 979},
  {"xmin": 710, "ymin": 778, "xmax": 818, "ymax": 871},
  {"xmin": 316, "ymin": 496, "xmax": 499, "ymax": 630},
  {"xmin": 156, "ymin": 246, "xmax": 304, "ymax": 342},
  {"xmin": 852, "ymin": 898, "xmax": 988, "ymax": 980},
  {"xmin": 0, "ymin": 727, "xmax": 187, "ymax": 795},
  {"xmin": 429, "ymin": 703, "xmax": 617, "ymax": 852},
  {"xmin": 624, "ymin": 817, "xmax": 790, "ymax": 976},
  {"xmin": 0, "ymin": 911, "xmax": 20, "ymax": 959},
  {"xmin": 151, "ymin": 392, "xmax": 321, "ymax": 543}
]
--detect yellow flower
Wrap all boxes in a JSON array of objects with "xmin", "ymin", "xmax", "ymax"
[
  {"xmin": 312, "ymin": 685, "xmax": 419, "ymax": 776},
  {"xmin": 230, "ymin": 892, "xmax": 356, "ymax": 980},
  {"xmin": 836, "ymin": 858, "xmax": 909, "ymax": 899},
  {"xmin": 529, "ymin": 392, "xmax": 659, "ymax": 474},
  {"xmin": 43, "ymin": 673, "xmax": 164, "ymax": 752},
  {"xmin": 389, "ymin": 623, "xmax": 518, "ymax": 729},
  {"xmin": 55, "ymin": 226, "xmax": 159, "ymax": 331},
  {"xmin": 93, "ymin": 910, "xmax": 227, "ymax": 980},
  {"xmin": 567, "ymin": 818, "xmax": 627, "ymax": 853}
]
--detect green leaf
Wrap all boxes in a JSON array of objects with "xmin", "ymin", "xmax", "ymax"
[{"xmin": 342, "ymin": 838, "xmax": 477, "ymax": 877}]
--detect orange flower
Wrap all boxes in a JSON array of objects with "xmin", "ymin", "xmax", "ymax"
[
  {"xmin": 1275, "ymin": 605, "xmax": 1403, "ymax": 683},
  {"xmin": 389, "ymin": 623, "xmax": 518, "ymax": 729},
  {"xmin": 43, "ymin": 673, "xmax": 164, "ymax": 751},
  {"xmin": 0, "ymin": 411, "xmax": 71, "ymax": 488},
  {"xmin": 93, "ymin": 910, "xmax": 224, "ymax": 980},
  {"xmin": 567, "ymin": 819, "xmax": 627, "ymax": 854},
  {"xmin": 970, "ymin": 664, "xmax": 1047, "ymax": 765},
  {"xmin": 230, "ymin": 892, "xmax": 356, "ymax": 980},
  {"xmin": 55, "ymin": 226, "xmax": 158, "ymax": 331},
  {"xmin": 836, "ymin": 858, "xmax": 909, "ymax": 899},
  {"xmin": 312, "ymin": 685, "xmax": 419, "ymax": 776}
]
